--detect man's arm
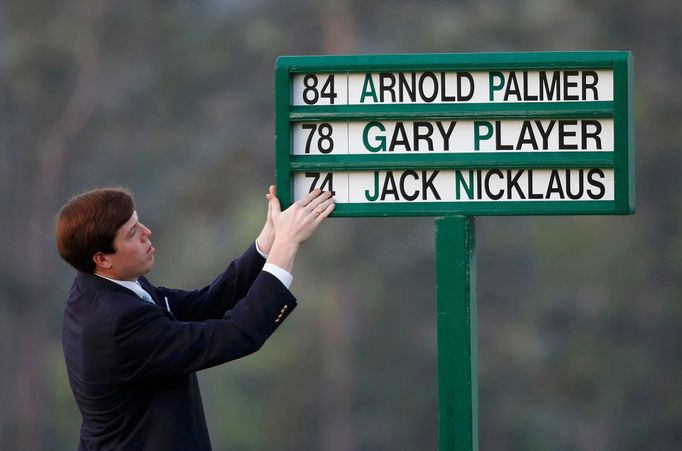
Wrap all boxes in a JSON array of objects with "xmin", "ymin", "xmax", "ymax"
[
  {"xmin": 114, "ymin": 187, "xmax": 334, "ymax": 382},
  {"xmin": 153, "ymin": 242, "xmax": 266, "ymax": 322},
  {"xmin": 114, "ymin": 271, "xmax": 296, "ymax": 382},
  {"xmin": 154, "ymin": 187, "xmax": 334, "ymax": 321}
]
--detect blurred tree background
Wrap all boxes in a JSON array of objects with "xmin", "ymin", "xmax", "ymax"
[{"xmin": 1, "ymin": 0, "xmax": 680, "ymax": 449}]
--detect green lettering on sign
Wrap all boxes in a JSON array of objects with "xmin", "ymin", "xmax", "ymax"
[
  {"xmin": 474, "ymin": 121, "xmax": 493, "ymax": 151},
  {"xmin": 363, "ymin": 121, "xmax": 386, "ymax": 152},
  {"xmin": 360, "ymin": 73, "xmax": 378, "ymax": 103},
  {"xmin": 489, "ymin": 71, "xmax": 505, "ymax": 101}
]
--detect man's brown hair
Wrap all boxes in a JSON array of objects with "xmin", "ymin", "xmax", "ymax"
[{"xmin": 56, "ymin": 187, "xmax": 135, "ymax": 273}]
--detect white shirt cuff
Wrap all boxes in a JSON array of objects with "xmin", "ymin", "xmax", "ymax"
[
  {"xmin": 255, "ymin": 240, "xmax": 268, "ymax": 258},
  {"xmin": 262, "ymin": 263, "xmax": 293, "ymax": 289}
]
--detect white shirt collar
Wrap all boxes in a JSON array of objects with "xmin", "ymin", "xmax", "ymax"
[{"xmin": 95, "ymin": 273, "xmax": 152, "ymax": 302}]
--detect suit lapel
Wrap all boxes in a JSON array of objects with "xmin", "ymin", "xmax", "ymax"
[{"xmin": 139, "ymin": 277, "xmax": 175, "ymax": 320}]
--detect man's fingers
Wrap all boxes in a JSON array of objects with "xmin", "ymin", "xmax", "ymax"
[
  {"xmin": 297, "ymin": 189, "xmax": 323, "ymax": 207},
  {"xmin": 313, "ymin": 202, "xmax": 335, "ymax": 224},
  {"xmin": 308, "ymin": 195, "xmax": 334, "ymax": 216},
  {"xmin": 305, "ymin": 190, "xmax": 333, "ymax": 212}
]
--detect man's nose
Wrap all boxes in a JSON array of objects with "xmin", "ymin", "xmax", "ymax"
[{"xmin": 141, "ymin": 223, "xmax": 152, "ymax": 237}]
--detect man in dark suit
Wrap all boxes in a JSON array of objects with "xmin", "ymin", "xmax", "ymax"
[{"xmin": 56, "ymin": 186, "xmax": 334, "ymax": 450}]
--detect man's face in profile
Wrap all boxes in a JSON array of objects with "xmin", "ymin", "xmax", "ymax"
[{"xmin": 97, "ymin": 211, "xmax": 155, "ymax": 281}]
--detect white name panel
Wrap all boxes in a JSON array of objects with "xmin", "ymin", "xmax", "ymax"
[
  {"xmin": 291, "ymin": 70, "xmax": 613, "ymax": 106},
  {"xmin": 293, "ymin": 169, "xmax": 614, "ymax": 203},
  {"xmin": 291, "ymin": 119, "xmax": 614, "ymax": 155}
]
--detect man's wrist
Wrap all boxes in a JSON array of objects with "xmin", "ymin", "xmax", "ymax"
[
  {"xmin": 262, "ymin": 263, "xmax": 293, "ymax": 289},
  {"xmin": 255, "ymin": 229, "xmax": 275, "ymax": 256},
  {"xmin": 266, "ymin": 239, "xmax": 299, "ymax": 273},
  {"xmin": 255, "ymin": 239, "xmax": 268, "ymax": 258}
]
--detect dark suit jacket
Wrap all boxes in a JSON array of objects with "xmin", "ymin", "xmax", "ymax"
[{"xmin": 62, "ymin": 244, "xmax": 296, "ymax": 450}]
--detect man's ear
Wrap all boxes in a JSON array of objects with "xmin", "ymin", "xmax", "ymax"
[{"xmin": 93, "ymin": 252, "xmax": 112, "ymax": 270}]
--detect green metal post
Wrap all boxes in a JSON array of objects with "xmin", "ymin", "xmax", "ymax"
[{"xmin": 435, "ymin": 216, "xmax": 478, "ymax": 451}]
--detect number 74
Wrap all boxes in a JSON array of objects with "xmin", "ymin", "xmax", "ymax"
[{"xmin": 305, "ymin": 172, "xmax": 335, "ymax": 195}]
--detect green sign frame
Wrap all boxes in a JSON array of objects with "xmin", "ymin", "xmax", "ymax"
[
  {"xmin": 275, "ymin": 51, "xmax": 634, "ymax": 216},
  {"xmin": 274, "ymin": 51, "xmax": 635, "ymax": 451}
]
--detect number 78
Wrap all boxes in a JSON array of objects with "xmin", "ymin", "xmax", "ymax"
[{"xmin": 301, "ymin": 123, "xmax": 335, "ymax": 154}]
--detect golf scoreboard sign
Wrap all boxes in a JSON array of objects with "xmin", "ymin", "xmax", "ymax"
[{"xmin": 275, "ymin": 52, "xmax": 634, "ymax": 216}]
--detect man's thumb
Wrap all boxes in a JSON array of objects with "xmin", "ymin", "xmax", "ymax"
[{"xmin": 269, "ymin": 195, "xmax": 282, "ymax": 217}]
